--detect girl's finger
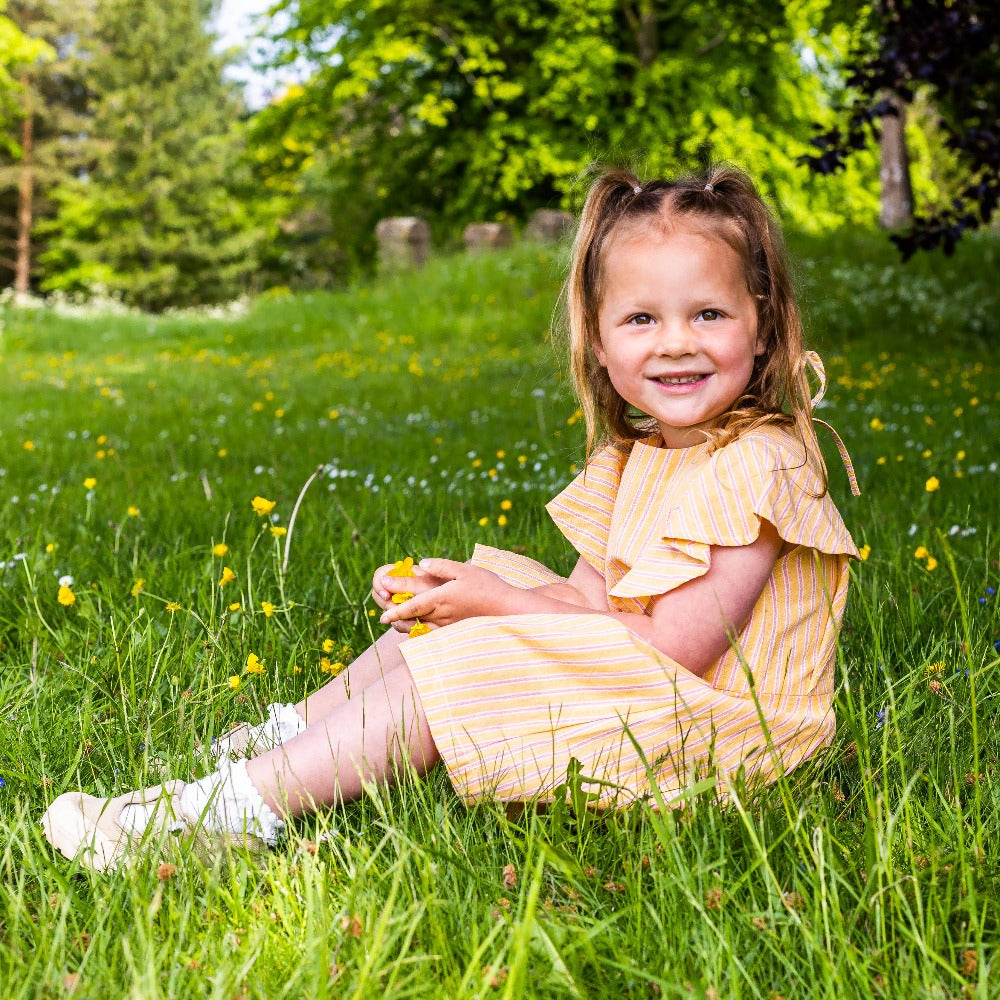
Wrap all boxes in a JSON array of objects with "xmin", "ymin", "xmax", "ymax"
[{"xmin": 418, "ymin": 557, "xmax": 463, "ymax": 580}]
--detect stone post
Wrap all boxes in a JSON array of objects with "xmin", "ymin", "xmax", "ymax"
[
  {"xmin": 375, "ymin": 216, "xmax": 430, "ymax": 269},
  {"xmin": 463, "ymin": 222, "xmax": 513, "ymax": 251},
  {"xmin": 525, "ymin": 209, "xmax": 574, "ymax": 243}
]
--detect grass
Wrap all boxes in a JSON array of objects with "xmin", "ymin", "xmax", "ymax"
[{"xmin": 0, "ymin": 230, "xmax": 997, "ymax": 998}]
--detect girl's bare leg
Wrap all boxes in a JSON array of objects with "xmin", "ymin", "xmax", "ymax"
[
  {"xmin": 248, "ymin": 659, "xmax": 438, "ymax": 816},
  {"xmin": 293, "ymin": 627, "xmax": 407, "ymax": 721}
]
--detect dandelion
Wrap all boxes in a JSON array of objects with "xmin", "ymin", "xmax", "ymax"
[
  {"xmin": 245, "ymin": 652, "xmax": 265, "ymax": 674},
  {"xmin": 228, "ymin": 675, "xmax": 241, "ymax": 691},
  {"xmin": 269, "ymin": 526, "xmax": 287, "ymax": 538},
  {"xmin": 914, "ymin": 546, "xmax": 929, "ymax": 560},
  {"xmin": 328, "ymin": 409, "xmax": 339, "ymax": 420},
  {"xmin": 322, "ymin": 638, "xmax": 336, "ymax": 653},
  {"xmin": 219, "ymin": 566, "xmax": 236, "ymax": 587},
  {"xmin": 498, "ymin": 515, "xmax": 508, "ymax": 526},
  {"xmin": 478, "ymin": 516, "xmax": 488, "ymax": 527},
  {"xmin": 500, "ymin": 499, "xmax": 512, "ymax": 511},
  {"xmin": 956, "ymin": 450, "xmax": 966, "ymax": 461},
  {"xmin": 391, "ymin": 592, "xmax": 414, "ymax": 605},
  {"xmin": 388, "ymin": 557, "xmax": 414, "ymax": 578},
  {"xmin": 876, "ymin": 456, "xmax": 887, "ymax": 465},
  {"xmin": 165, "ymin": 602, "xmax": 181, "ymax": 613},
  {"xmin": 218, "ymin": 448, "xmax": 228, "ymax": 458},
  {"xmin": 131, "ymin": 578, "xmax": 145, "ymax": 597},
  {"xmin": 57, "ymin": 585, "xmax": 76, "ymax": 607},
  {"xmin": 925, "ymin": 557, "xmax": 939, "ymax": 571},
  {"xmin": 23, "ymin": 440, "xmax": 35, "ymax": 451},
  {"xmin": 46, "ymin": 543, "xmax": 57, "ymax": 553},
  {"xmin": 925, "ymin": 476, "xmax": 940, "ymax": 492},
  {"xmin": 869, "ymin": 418, "xmax": 884, "ymax": 431},
  {"xmin": 212, "ymin": 543, "xmax": 229, "ymax": 557},
  {"xmin": 409, "ymin": 621, "xmax": 431, "ymax": 638},
  {"xmin": 127, "ymin": 506, "xmax": 140, "ymax": 517},
  {"xmin": 83, "ymin": 477, "xmax": 96, "ymax": 490},
  {"xmin": 251, "ymin": 496, "xmax": 276, "ymax": 517},
  {"xmin": 858, "ymin": 544, "xmax": 871, "ymax": 561},
  {"xmin": 261, "ymin": 601, "xmax": 275, "ymax": 617}
]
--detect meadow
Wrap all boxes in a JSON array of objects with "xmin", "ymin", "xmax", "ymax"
[{"xmin": 0, "ymin": 231, "xmax": 997, "ymax": 998}]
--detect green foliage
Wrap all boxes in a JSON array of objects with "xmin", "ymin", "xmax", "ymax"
[
  {"xmin": 37, "ymin": 0, "xmax": 266, "ymax": 310},
  {"xmin": 0, "ymin": 234, "xmax": 998, "ymax": 994},
  {"xmin": 250, "ymin": 0, "xmax": 881, "ymax": 277},
  {"xmin": 0, "ymin": 0, "xmax": 52, "ymax": 151}
]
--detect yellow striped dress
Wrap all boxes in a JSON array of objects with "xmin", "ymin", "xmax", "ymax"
[{"xmin": 400, "ymin": 425, "xmax": 858, "ymax": 806}]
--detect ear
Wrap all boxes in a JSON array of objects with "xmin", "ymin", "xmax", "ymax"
[
  {"xmin": 754, "ymin": 328, "xmax": 766, "ymax": 357},
  {"xmin": 593, "ymin": 338, "xmax": 607, "ymax": 367}
]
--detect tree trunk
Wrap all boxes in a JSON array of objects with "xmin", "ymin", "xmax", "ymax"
[
  {"xmin": 879, "ymin": 92, "xmax": 913, "ymax": 229},
  {"xmin": 15, "ymin": 89, "xmax": 35, "ymax": 297},
  {"xmin": 624, "ymin": 1, "xmax": 658, "ymax": 67}
]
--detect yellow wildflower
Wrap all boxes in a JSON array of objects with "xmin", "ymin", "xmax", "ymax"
[
  {"xmin": 127, "ymin": 506, "xmax": 140, "ymax": 517},
  {"xmin": 46, "ymin": 543, "xmax": 57, "ymax": 553},
  {"xmin": 245, "ymin": 652, "xmax": 265, "ymax": 674},
  {"xmin": 57, "ymin": 585, "xmax": 76, "ymax": 607},
  {"xmin": 166, "ymin": 602, "xmax": 182, "ymax": 613},
  {"xmin": 270, "ymin": 526, "xmax": 287, "ymax": 538},
  {"xmin": 391, "ymin": 592, "xmax": 414, "ymax": 605},
  {"xmin": 876, "ymin": 456, "xmax": 887, "ymax": 465},
  {"xmin": 925, "ymin": 476, "xmax": 940, "ymax": 493},
  {"xmin": 219, "ymin": 566, "xmax": 236, "ymax": 587},
  {"xmin": 478, "ymin": 516, "xmax": 488, "ymax": 527},
  {"xmin": 96, "ymin": 434, "xmax": 107, "ymax": 445},
  {"xmin": 212, "ymin": 542, "xmax": 229, "ymax": 557},
  {"xmin": 409, "ymin": 621, "xmax": 431, "ymax": 638},
  {"xmin": 496, "ymin": 450, "xmax": 506, "ymax": 459},
  {"xmin": 320, "ymin": 657, "xmax": 343, "ymax": 674},
  {"xmin": 328, "ymin": 409, "xmax": 339, "ymax": 420},
  {"xmin": 131, "ymin": 578, "xmax": 145, "ymax": 597},
  {"xmin": 387, "ymin": 557, "xmax": 414, "ymax": 578},
  {"xmin": 23, "ymin": 440, "xmax": 35, "ymax": 451},
  {"xmin": 261, "ymin": 601, "xmax": 275, "ymax": 617},
  {"xmin": 869, "ymin": 418, "xmax": 884, "ymax": 431},
  {"xmin": 322, "ymin": 638, "xmax": 336, "ymax": 653},
  {"xmin": 858, "ymin": 544, "xmax": 871, "ymax": 561},
  {"xmin": 914, "ymin": 546, "xmax": 929, "ymax": 560},
  {"xmin": 83, "ymin": 477, "xmax": 97, "ymax": 490},
  {"xmin": 218, "ymin": 448, "xmax": 228, "ymax": 458},
  {"xmin": 500, "ymin": 499, "xmax": 512, "ymax": 511},
  {"xmin": 498, "ymin": 515, "xmax": 508, "ymax": 526},
  {"xmin": 251, "ymin": 496, "xmax": 276, "ymax": 517},
  {"xmin": 956, "ymin": 451, "xmax": 965, "ymax": 461},
  {"xmin": 925, "ymin": 557, "xmax": 939, "ymax": 571},
  {"xmin": 228, "ymin": 675, "xmax": 241, "ymax": 691},
  {"xmin": 228, "ymin": 602, "xmax": 241, "ymax": 611}
]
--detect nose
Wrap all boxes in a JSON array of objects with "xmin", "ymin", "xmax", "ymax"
[{"xmin": 653, "ymin": 318, "xmax": 696, "ymax": 357}]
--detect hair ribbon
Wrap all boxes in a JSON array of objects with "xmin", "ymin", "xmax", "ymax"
[{"xmin": 803, "ymin": 350, "xmax": 860, "ymax": 496}]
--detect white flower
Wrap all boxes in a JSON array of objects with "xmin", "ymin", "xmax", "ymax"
[{"xmin": 58, "ymin": 575, "xmax": 74, "ymax": 587}]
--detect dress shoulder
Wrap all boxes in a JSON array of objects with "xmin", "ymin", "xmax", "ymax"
[
  {"xmin": 609, "ymin": 425, "xmax": 858, "ymax": 602},
  {"xmin": 545, "ymin": 442, "xmax": 630, "ymax": 572}
]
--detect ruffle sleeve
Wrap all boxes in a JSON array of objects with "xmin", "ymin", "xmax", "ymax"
[
  {"xmin": 545, "ymin": 443, "xmax": 629, "ymax": 574},
  {"xmin": 608, "ymin": 427, "xmax": 859, "ymax": 603}
]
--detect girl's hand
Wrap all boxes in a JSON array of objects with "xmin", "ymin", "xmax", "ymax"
[
  {"xmin": 379, "ymin": 559, "xmax": 514, "ymax": 629},
  {"xmin": 371, "ymin": 562, "xmax": 448, "ymax": 633}
]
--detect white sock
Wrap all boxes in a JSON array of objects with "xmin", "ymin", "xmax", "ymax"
[
  {"xmin": 121, "ymin": 760, "xmax": 285, "ymax": 847},
  {"xmin": 261, "ymin": 702, "xmax": 308, "ymax": 747}
]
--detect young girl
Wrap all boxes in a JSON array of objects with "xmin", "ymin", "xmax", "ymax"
[{"xmin": 42, "ymin": 166, "xmax": 860, "ymax": 871}]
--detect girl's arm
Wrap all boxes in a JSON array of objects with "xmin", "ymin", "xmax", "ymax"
[
  {"xmin": 381, "ymin": 521, "xmax": 783, "ymax": 678},
  {"xmin": 528, "ymin": 556, "xmax": 609, "ymax": 611}
]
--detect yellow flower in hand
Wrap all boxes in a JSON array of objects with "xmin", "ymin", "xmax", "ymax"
[
  {"xmin": 391, "ymin": 592, "xmax": 415, "ymax": 605},
  {"xmin": 408, "ymin": 621, "xmax": 431, "ymax": 638},
  {"xmin": 388, "ymin": 557, "xmax": 415, "ymax": 577}
]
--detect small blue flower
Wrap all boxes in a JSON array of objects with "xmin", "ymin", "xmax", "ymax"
[
  {"xmin": 875, "ymin": 708, "xmax": 886, "ymax": 731},
  {"xmin": 987, "ymin": 587, "xmax": 996, "ymax": 596},
  {"xmin": 0, "ymin": 776, "xmax": 6, "ymax": 788}
]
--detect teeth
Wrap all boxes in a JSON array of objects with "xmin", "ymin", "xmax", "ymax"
[{"xmin": 658, "ymin": 375, "xmax": 703, "ymax": 384}]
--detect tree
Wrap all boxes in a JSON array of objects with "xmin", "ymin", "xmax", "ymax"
[
  {"xmin": 248, "ymin": 0, "xmax": 878, "ymax": 277},
  {"xmin": 0, "ymin": 0, "xmax": 89, "ymax": 297},
  {"xmin": 40, "ymin": 0, "xmax": 264, "ymax": 309},
  {"xmin": 800, "ymin": 0, "xmax": 1000, "ymax": 257}
]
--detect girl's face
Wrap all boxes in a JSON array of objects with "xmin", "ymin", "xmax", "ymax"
[{"xmin": 595, "ymin": 225, "xmax": 764, "ymax": 449}]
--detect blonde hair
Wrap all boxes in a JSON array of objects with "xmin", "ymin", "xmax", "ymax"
[{"xmin": 563, "ymin": 164, "xmax": 828, "ymax": 489}]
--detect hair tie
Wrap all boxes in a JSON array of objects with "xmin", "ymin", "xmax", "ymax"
[
  {"xmin": 633, "ymin": 185, "xmax": 642, "ymax": 194},
  {"xmin": 704, "ymin": 183, "xmax": 714, "ymax": 193}
]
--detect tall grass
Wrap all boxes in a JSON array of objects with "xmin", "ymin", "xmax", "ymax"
[{"xmin": 0, "ymin": 232, "xmax": 997, "ymax": 997}]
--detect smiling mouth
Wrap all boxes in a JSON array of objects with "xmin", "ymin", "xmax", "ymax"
[{"xmin": 653, "ymin": 374, "xmax": 708, "ymax": 385}]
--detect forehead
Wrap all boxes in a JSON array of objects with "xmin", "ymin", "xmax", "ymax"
[{"xmin": 600, "ymin": 217, "xmax": 749, "ymax": 293}]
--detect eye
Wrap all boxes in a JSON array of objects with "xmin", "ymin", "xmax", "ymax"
[
  {"xmin": 626, "ymin": 313, "xmax": 654, "ymax": 326},
  {"xmin": 698, "ymin": 309, "xmax": 722, "ymax": 322}
]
